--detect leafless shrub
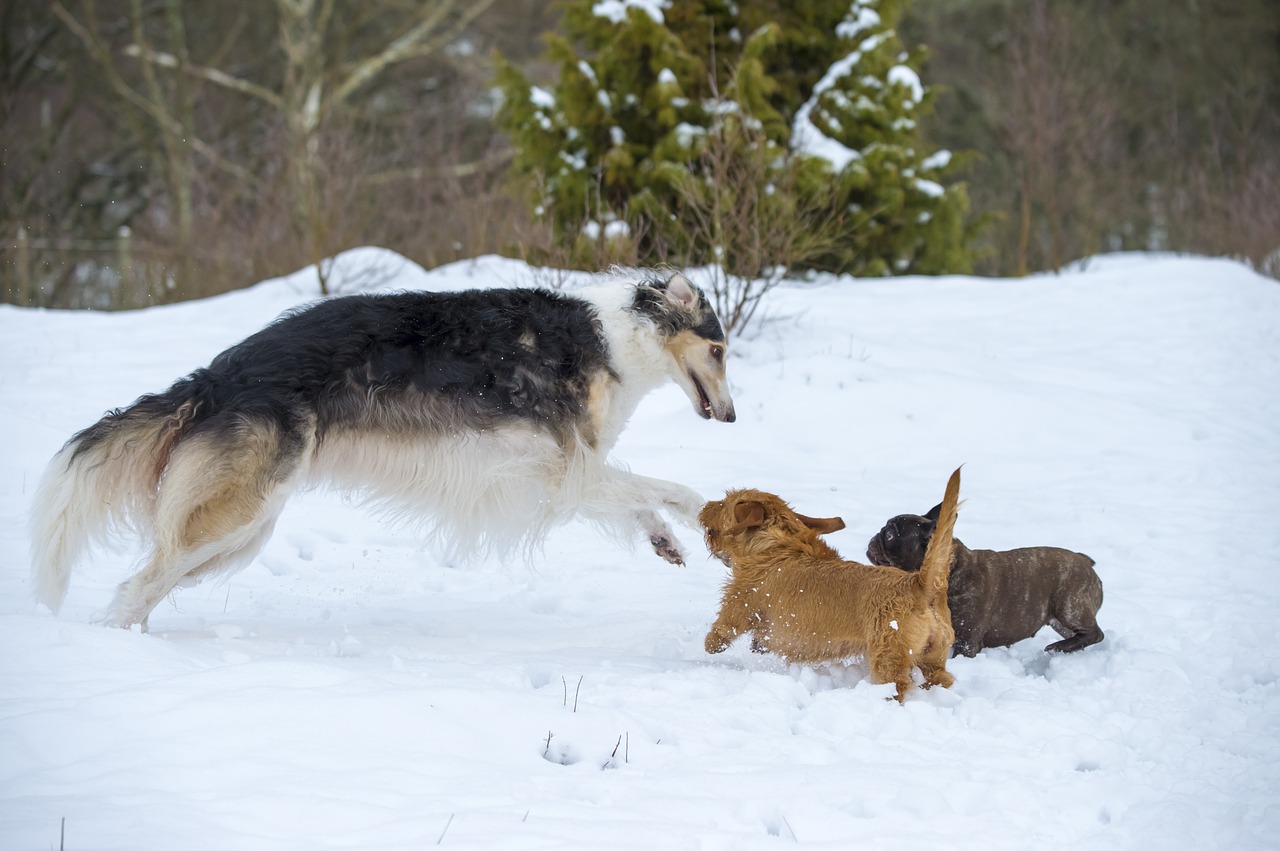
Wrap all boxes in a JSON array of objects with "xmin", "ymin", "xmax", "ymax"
[{"xmin": 651, "ymin": 115, "xmax": 842, "ymax": 338}]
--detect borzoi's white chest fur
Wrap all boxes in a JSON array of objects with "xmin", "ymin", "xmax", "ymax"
[{"xmin": 579, "ymin": 284, "xmax": 678, "ymax": 451}]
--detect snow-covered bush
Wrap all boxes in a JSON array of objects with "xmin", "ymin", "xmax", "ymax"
[{"xmin": 496, "ymin": 0, "xmax": 972, "ymax": 302}]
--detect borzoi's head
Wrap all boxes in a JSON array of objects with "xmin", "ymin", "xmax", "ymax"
[{"xmin": 631, "ymin": 273, "xmax": 736, "ymax": 423}]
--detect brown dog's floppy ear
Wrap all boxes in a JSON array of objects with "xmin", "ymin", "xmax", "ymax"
[
  {"xmin": 725, "ymin": 501, "xmax": 767, "ymax": 536},
  {"xmin": 796, "ymin": 513, "xmax": 846, "ymax": 535}
]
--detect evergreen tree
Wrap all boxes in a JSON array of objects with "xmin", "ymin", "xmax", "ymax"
[
  {"xmin": 496, "ymin": 0, "xmax": 971, "ymax": 278},
  {"xmin": 792, "ymin": 0, "xmax": 972, "ymax": 274}
]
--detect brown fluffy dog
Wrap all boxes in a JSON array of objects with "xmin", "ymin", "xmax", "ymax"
[{"xmin": 701, "ymin": 468, "xmax": 962, "ymax": 703}]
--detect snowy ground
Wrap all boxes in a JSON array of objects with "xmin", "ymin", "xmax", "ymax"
[{"xmin": 2, "ymin": 250, "xmax": 1277, "ymax": 850}]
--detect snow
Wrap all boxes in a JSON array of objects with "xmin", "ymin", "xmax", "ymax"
[
  {"xmin": 3, "ymin": 249, "xmax": 1280, "ymax": 850},
  {"xmin": 921, "ymin": 148, "xmax": 952, "ymax": 171},
  {"xmin": 559, "ymin": 150, "xmax": 587, "ymax": 171},
  {"xmin": 887, "ymin": 64, "xmax": 923, "ymax": 103},
  {"xmin": 791, "ymin": 33, "xmax": 890, "ymax": 170},
  {"xmin": 673, "ymin": 121, "xmax": 706, "ymax": 148},
  {"xmin": 580, "ymin": 220, "xmax": 631, "ymax": 240},
  {"xmin": 791, "ymin": 54, "xmax": 863, "ymax": 170},
  {"xmin": 528, "ymin": 86, "xmax": 555, "ymax": 110},
  {"xmin": 593, "ymin": 0, "xmax": 669, "ymax": 25},
  {"xmin": 837, "ymin": 4, "xmax": 881, "ymax": 40},
  {"xmin": 913, "ymin": 177, "xmax": 945, "ymax": 198}
]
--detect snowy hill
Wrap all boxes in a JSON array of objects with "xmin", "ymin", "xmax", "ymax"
[{"xmin": 2, "ymin": 250, "xmax": 1278, "ymax": 850}]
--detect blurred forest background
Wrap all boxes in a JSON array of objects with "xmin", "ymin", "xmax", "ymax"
[{"xmin": 3, "ymin": 0, "xmax": 1277, "ymax": 310}]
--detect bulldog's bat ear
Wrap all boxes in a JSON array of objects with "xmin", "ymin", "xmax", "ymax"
[
  {"xmin": 923, "ymin": 502, "xmax": 943, "ymax": 522},
  {"xmin": 726, "ymin": 500, "xmax": 766, "ymax": 535},
  {"xmin": 797, "ymin": 513, "xmax": 846, "ymax": 535}
]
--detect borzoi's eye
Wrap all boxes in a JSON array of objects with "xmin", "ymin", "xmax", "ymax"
[{"xmin": 710, "ymin": 345, "xmax": 724, "ymax": 362}]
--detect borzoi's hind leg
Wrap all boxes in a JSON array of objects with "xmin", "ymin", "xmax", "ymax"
[
  {"xmin": 177, "ymin": 511, "xmax": 283, "ymax": 589},
  {"xmin": 107, "ymin": 506, "xmax": 285, "ymax": 631},
  {"xmin": 106, "ymin": 424, "xmax": 302, "ymax": 629},
  {"xmin": 115, "ymin": 516, "xmax": 285, "ymax": 632}
]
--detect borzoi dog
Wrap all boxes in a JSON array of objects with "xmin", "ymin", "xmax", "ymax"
[{"xmin": 30, "ymin": 271, "xmax": 735, "ymax": 629}]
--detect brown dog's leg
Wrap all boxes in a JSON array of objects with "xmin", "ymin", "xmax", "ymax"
[
  {"xmin": 705, "ymin": 603, "xmax": 753, "ymax": 654},
  {"xmin": 917, "ymin": 647, "xmax": 955, "ymax": 691},
  {"xmin": 869, "ymin": 647, "xmax": 914, "ymax": 704},
  {"xmin": 704, "ymin": 622, "xmax": 738, "ymax": 654}
]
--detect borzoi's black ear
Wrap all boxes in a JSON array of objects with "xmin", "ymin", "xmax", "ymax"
[{"xmin": 665, "ymin": 273, "xmax": 698, "ymax": 309}]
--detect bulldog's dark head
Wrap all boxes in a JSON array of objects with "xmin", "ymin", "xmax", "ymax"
[{"xmin": 865, "ymin": 501, "xmax": 943, "ymax": 571}]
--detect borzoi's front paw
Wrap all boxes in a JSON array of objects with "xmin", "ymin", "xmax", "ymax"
[
  {"xmin": 649, "ymin": 532, "xmax": 686, "ymax": 565},
  {"xmin": 637, "ymin": 508, "xmax": 686, "ymax": 564}
]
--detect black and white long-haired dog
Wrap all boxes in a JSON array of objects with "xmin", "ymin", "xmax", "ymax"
[{"xmin": 31, "ymin": 271, "xmax": 735, "ymax": 629}]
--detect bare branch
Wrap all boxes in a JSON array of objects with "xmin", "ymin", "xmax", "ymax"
[
  {"xmin": 331, "ymin": 0, "xmax": 499, "ymax": 106},
  {"xmin": 51, "ymin": 1, "xmax": 256, "ymax": 185},
  {"xmin": 363, "ymin": 150, "xmax": 512, "ymax": 185},
  {"xmin": 122, "ymin": 44, "xmax": 284, "ymax": 108}
]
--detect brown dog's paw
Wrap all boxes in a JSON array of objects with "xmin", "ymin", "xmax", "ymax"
[
  {"xmin": 921, "ymin": 670, "xmax": 955, "ymax": 690},
  {"xmin": 650, "ymin": 533, "xmax": 685, "ymax": 566},
  {"xmin": 705, "ymin": 629, "xmax": 733, "ymax": 654}
]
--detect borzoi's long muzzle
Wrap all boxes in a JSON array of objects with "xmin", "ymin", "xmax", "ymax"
[{"xmin": 676, "ymin": 336, "xmax": 735, "ymax": 423}]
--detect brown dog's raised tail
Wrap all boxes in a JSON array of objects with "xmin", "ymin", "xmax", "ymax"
[{"xmin": 917, "ymin": 467, "xmax": 962, "ymax": 605}]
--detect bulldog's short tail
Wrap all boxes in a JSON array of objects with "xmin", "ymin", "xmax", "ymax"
[{"xmin": 917, "ymin": 467, "xmax": 961, "ymax": 606}]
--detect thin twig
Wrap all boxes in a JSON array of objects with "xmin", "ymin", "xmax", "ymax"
[
  {"xmin": 782, "ymin": 814, "xmax": 798, "ymax": 842},
  {"xmin": 436, "ymin": 813, "xmax": 454, "ymax": 845},
  {"xmin": 573, "ymin": 675, "xmax": 582, "ymax": 713}
]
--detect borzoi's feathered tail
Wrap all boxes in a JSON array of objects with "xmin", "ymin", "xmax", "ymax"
[{"xmin": 30, "ymin": 393, "xmax": 196, "ymax": 613}]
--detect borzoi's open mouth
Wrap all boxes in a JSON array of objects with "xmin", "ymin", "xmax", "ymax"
[{"xmin": 690, "ymin": 373, "xmax": 713, "ymax": 419}]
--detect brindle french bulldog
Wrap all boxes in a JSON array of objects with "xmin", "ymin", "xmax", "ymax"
[{"xmin": 867, "ymin": 501, "xmax": 1103, "ymax": 657}]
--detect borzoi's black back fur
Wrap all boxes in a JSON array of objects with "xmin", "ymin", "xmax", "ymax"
[{"xmin": 73, "ymin": 288, "xmax": 619, "ymax": 457}]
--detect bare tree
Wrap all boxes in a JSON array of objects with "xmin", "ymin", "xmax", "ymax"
[
  {"xmin": 132, "ymin": 0, "xmax": 497, "ymax": 292},
  {"xmin": 50, "ymin": 0, "xmax": 497, "ymax": 296},
  {"xmin": 999, "ymin": 0, "xmax": 1122, "ymax": 275}
]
